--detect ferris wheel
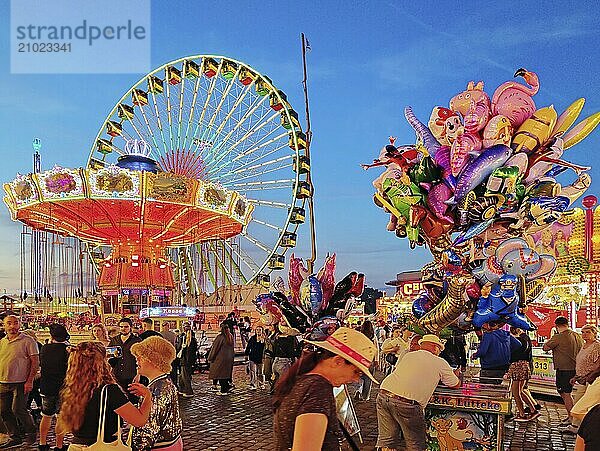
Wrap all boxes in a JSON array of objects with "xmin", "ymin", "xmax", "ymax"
[{"xmin": 86, "ymin": 55, "xmax": 311, "ymax": 293}]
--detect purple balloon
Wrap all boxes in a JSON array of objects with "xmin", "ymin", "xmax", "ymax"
[{"xmin": 427, "ymin": 182, "xmax": 454, "ymax": 223}]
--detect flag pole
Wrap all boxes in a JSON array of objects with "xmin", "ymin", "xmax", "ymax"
[{"xmin": 301, "ymin": 32, "xmax": 317, "ymax": 274}]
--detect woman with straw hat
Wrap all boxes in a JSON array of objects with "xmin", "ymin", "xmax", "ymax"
[
  {"xmin": 130, "ymin": 336, "xmax": 183, "ymax": 450},
  {"xmin": 273, "ymin": 327, "xmax": 377, "ymax": 451}
]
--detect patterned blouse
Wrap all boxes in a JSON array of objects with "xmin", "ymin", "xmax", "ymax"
[
  {"xmin": 132, "ymin": 374, "xmax": 182, "ymax": 450},
  {"xmin": 576, "ymin": 340, "xmax": 600, "ymax": 380}
]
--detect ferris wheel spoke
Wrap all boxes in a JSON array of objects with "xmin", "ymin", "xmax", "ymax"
[
  {"xmin": 222, "ymin": 239, "xmax": 258, "ymax": 275},
  {"xmin": 191, "ymin": 70, "xmax": 221, "ymax": 150},
  {"xmin": 231, "ymin": 178, "xmax": 295, "ymax": 189},
  {"xmin": 165, "ymin": 81, "xmax": 175, "ymax": 151},
  {"xmin": 220, "ymin": 148, "xmax": 292, "ymax": 183},
  {"xmin": 207, "ymin": 110, "xmax": 282, "ymax": 172},
  {"xmin": 209, "ymin": 131, "xmax": 289, "ymax": 179},
  {"xmin": 239, "ymin": 231, "xmax": 271, "ymax": 253},
  {"xmin": 182, "ymin": 75, "xmax": 203, "ymax": 152},
  {"xmin": 175, "ymin": 76, "xmax": 187, "ymax": 151},
  {"xmin": 149, "ymin": 91, "xmax": 170, "ymax": 156},
  {"xmin": 246, "ymin": 199, "xmax": 292, "ymax": 209},
  {"xmin": 208, "ymin": 79, "xmax": 254, "ymax": 144},
  {"xmin": 201, "ymin": 66, "xmax": 241, "ymax": 156},
  {"xmin": 251, "ymin": 218, "xmax": 283, "ymax": 232},
  {"xmin": 133, "ymin": 104, "xmax": 162, "ymax": 155},
  {"xmin": 203, "ymin": 90, "xmax": 270, "ymax": 167},
  {"xmin": 126, "ymin": 118, "xmax": 147, "ymax": 145},
  {"xmin": 222, "ymin": 163, "xmax": 294, "ymax": 189}
]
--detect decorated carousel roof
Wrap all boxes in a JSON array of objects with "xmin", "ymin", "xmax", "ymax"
[{"xmin": 3, "ymin": 164, "xmax": 253, "ymax": 247}]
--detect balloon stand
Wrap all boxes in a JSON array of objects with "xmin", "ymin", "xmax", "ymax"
[{"xmin": 426, "ymin": 381, "xmax": 511, "ymax": 451}]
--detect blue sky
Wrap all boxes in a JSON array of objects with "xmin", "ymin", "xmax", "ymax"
[{"xmin": 1, "ymin": 0, "xmax": 600, "ymax": 293}]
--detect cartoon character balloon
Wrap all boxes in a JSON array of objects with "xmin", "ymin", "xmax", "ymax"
[{"xmin": 364, "ymin": 67, "xmax": 599, "ymax": 334}]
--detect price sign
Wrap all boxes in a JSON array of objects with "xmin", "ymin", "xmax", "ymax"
[{"xmin": 531, "ymin": 356, "xmax": 555, "ymax": 381}]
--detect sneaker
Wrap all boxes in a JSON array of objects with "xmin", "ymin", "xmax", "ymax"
[
  {"xmin": 0, "ymin": 437, "xmax": 23, "ymax": 449},
  {"xmin": 534, "ymin": 404, "xmax": 542, "ymax": 411},
  {"xmin": 182, "ymin": 393, "xmax": 194, "ymax": 398},
  {"xmin": 559, "ymin": 424, "xmax": 579, "ymax": 434},
  {"xmin": 216, "ymin": 391, "xmax": 230, "ymax": 396},
  {"xmin": 560, "ymin": 416, "xmax": 571, "ymax": 424},
  {"xmin": 52, "ymin": 446, "xmax": 68, "ymax": 451},
  {"xmin": 528, "ymin": 411, "xmax": 541, "ymax": 421}
]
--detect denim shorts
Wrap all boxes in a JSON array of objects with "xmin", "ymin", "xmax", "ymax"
[{"xmin": 41, "ymin": 394, "xmax": 60, "ymax": 416}]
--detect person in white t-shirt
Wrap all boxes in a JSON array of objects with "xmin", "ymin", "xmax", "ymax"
[{"xmin": 376, "ymin": 334, "xmax": 460, "ymax": 451}]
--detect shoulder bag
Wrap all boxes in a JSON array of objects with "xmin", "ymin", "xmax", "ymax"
[{"xmin": 87, "ymin": 385, "xmax": 131, "ymax": 451}]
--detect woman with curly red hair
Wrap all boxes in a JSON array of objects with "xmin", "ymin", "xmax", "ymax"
[{"xmin": 57, "ymin": 341, "xmax": 152, "ymax": 449}]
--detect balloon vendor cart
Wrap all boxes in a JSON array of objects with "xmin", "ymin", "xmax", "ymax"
[{"xmin": 426, "ymin": 382, "xmax": 511, "ymax": 451}]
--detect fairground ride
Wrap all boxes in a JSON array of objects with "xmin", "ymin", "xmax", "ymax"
[{"xmin": 6, "ymin": 55, "xmax": 313, "ymax": 317}]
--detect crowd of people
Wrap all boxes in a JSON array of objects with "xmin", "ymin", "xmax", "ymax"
[
  {"xmin": 1, "ymin": 309, "xmax": 600, "ymax": 450},
  {"xmin": 0, "ymin": 314, "xmax": 186, "ymax": 450}
]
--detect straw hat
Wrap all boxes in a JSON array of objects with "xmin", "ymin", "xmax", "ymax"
[
  {"xmin": 304, "ymin": 327, "xmax": 378, "ymax": 383},
  {"xmin": 130, "ymin": 336, "xmax": 176, "ymax": 374},
  {"xmin": 419, "ymin": 334, "xmax": 445, "ymax": 350}
]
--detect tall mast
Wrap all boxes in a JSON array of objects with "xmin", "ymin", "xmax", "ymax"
[{"xmin": 301, "ymin": 33, "xmax": 317, "ymax": 273}]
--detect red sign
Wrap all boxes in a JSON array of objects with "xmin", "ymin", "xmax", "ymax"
[{"xmin": 398, "ymin": 280, "xmax": 423, "ymax": 300}]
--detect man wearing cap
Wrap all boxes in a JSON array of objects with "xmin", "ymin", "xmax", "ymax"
[
  {"xmin": 376, "ymin": 334, "xmax": 460, "ymax": 451},
  {"xmin": 0, "ymin": 315, "xmax": 39, "ymax": 449},
  {"xmin": 38, "ymin": 323, "xmax": 70, "ymax": 451}
]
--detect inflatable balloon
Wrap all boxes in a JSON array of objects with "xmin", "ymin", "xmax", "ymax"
[
  {"xmin": 254, "ymin": 256, "xmax": 365, "ymax": 341},
  {"xmin": 306, "ymin": 317, "xmax": 341, "ymax": 341},
  {"xmin": 417, "ymin": 274, "xmax": 474, "ymax": 334},
  {"xmin": 472, "ymin": 237, "xmax": 556, "ymax": 285},
  {"xmin": 364, "ymin": 67, "xmax": 597, "ymax": 334},
  {"xmin": 412, "ymin": 291, "xmax": 435, "ymax": 318},
  {"xmin": 472, "ymin": 275, "xmax": 534, "ymax": 330},
  {"xmin": 317, "ymin": 253, "xmax": 336, "ymax": 310},
  {"xmin": 491, "ymin": 68, "xmax": 539, "ymax": 128},
  {"xmin": 299, "ymin": 275, "xmax": 323, "ymax": 319}
]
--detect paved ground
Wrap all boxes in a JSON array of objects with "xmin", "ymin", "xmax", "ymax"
[
  {"xmin": 178, "ymin": 367, "xmax": 576, "ymax": 451},
  {"xmin": 37, "ymin": 366, "xmax": 577, "ymax": 450}
]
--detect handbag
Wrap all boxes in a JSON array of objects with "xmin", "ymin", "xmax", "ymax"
[{"xmin": 86, "ymin": 385, "xmax": 131, "ymax": 451}]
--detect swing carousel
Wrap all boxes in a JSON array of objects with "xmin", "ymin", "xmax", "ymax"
[{"xmin": 4, "ymin": 55, "xmax": 311, "ymax": 320}]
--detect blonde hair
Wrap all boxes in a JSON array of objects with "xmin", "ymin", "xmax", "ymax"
[
  {"xmin": 57, "ymin": 341, "xmax": 117, "ymax": 433},
  {"xmin": 91, "ymin": 323, "xmax": 109, "ymax": 341},
  {"xmin": 131, "ymin": 336, "xmax": 176, "ymax": 373},
  {"xmin": 582, "ymin": 324, "xmax": 598, "ymax": 335}
]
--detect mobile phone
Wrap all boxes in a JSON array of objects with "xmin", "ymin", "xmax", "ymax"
[{"xmin": 106, "ymin": 346, "xmax": 122, "ymax": 359}]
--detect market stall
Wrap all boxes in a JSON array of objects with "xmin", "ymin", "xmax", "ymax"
[{"xmin": 426, "ymin": 382, "xmax": 511, "ymax": 451}]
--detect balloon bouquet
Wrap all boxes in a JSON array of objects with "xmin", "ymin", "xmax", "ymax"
[
  {"xmin": 253, "ymin": 253, "xmax": 366, "ymax": 339},
  {"xmin": 363, "ymin": 68, "xmax": 599, "ymax": 336}
]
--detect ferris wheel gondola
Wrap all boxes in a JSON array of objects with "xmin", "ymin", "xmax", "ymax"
[{"xmin": 86, "ymin": 55, "xmax": 311, "ymax": 293}]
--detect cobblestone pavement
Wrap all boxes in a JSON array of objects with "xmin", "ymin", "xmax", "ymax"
[
  {"xmin": 178, "ymin": 367, "xmax": 576, "ymax": 450},
  {"xmin": 38, "ymin": 366, "xmax": 577, "ymax": 450}
]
